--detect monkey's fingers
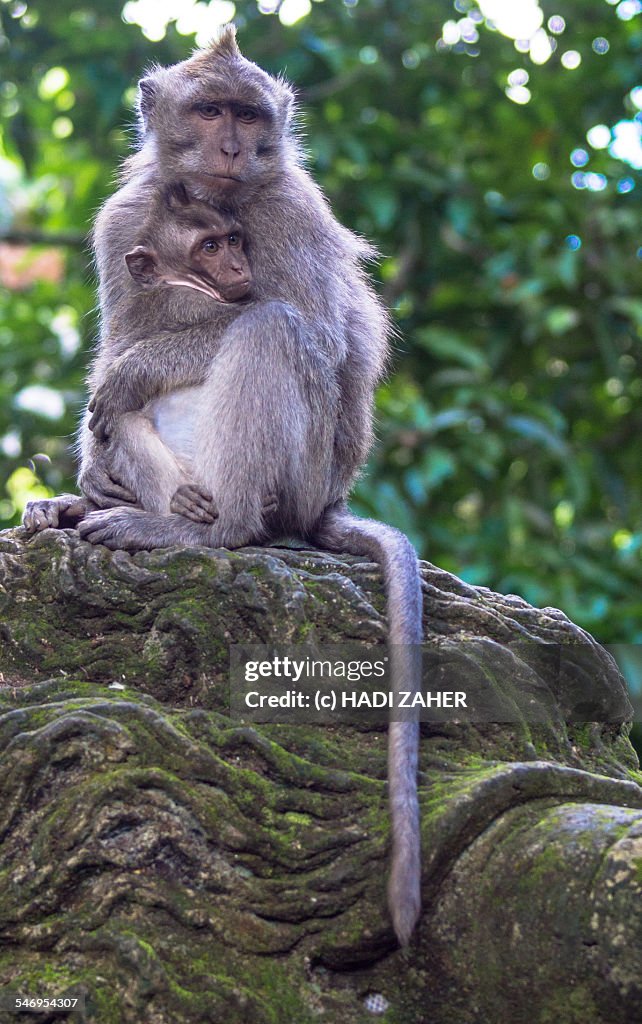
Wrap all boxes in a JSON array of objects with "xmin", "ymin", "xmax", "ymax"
[
  {"xmin": 170, "ymin": 484, "xmax": 219, "ymax": 523},
  {"xmin": 62, "ymin": 496, "xmax": 91, "ymax": 520},
  {"xmin": 262, "ymin": 493, "xmax": 278, "ymax": 514},
  {"xmin": 88, "ymin": 408, "xmax": 113, "ymax": 441},
  {"xmin": 103, "ymin": 475, "xmax": 137, "ymax": 504},
  {"xmin": 81, "ymin": 469, "xmax": 137, "ymax": 508},
  {"xmin": 171, "ymin": 501, "xmax": 216, "ymax": 523}
]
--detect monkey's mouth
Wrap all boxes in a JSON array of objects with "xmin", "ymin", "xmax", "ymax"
[
  {"xmin": 166, "ymin": 273, "xmax": 250, "ymax": 304},
  {"xmin": 202, "ymin": 171, "xmax": 243, "ymax": 183},
  {"xmin": 217, "ymin": 280, "xmax": 251, "ymax": 302}
]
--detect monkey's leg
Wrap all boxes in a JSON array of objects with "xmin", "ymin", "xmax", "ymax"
[
  {"xmin": 76, "ymin": 411, "xmax": 256, "ymax": 547},
  {"xmin": 313, "ymin": 504, "xmax": 423, "ymax": 946},
  {"xmin": 77, "ymin": 414, "xmax": 140, "ymax": 510},
  {"xmin": 189, "ymin": 300, "xmax": 338, "ymax": 547},
  {"xmin": 106, "ymin": 411, "xmax": 195, "ymax": 516}
]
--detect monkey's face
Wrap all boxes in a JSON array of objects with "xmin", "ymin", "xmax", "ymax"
[
  {"xmin": 136, "ymin": 37, "xmax": 295, "ymax": 199},
  {"xmin": 125, "ymin": 218, "xmax": 251, "ymax": 304},
  {"xmin": 178, "ymin": 100, "xmax": 269, "ymax": 194},
  {"xmin": 190, "ymin": 227, "xmax": 252, "ymax": 302}
]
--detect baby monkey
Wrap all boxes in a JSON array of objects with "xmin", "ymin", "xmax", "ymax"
[
  {"xmin": 24, "ymin": 185, "xmax": 269, "ymax": 532},
  {"xmin": 122, "ymin": 189, "xmax": 251, "ymax": 308},
  {"xmin": 90, "ymin": 183, "xmax": 263, "ymax": 526}
]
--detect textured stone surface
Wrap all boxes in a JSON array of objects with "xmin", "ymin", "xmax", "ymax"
[{"xmin": 0, "ymin": 526, "xmax": 640, "ymax": 1023}]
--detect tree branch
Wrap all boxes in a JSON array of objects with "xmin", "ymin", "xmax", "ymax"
[{"xmin": 0, "ymin": 229, "xmax": 87, "ymax": 248}]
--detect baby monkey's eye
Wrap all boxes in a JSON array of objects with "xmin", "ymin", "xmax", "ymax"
[
  {"xmin": 202, "ymin": 239, "xmax": 220, "ymax": 254},
  {"xmin": 237, "ymin": 108, "xmax": 257, "ymax": 123},
  {"xmin": 228, "ymin": 234, "xmax": 241, "ymax": 247}
]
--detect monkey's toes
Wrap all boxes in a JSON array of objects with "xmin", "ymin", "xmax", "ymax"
[
  {"xmin": 23, "ymin": 501, "xmax": 59, "ymax": 533},
  {"xmin": 78, "ymin": 508, "xmax": 159, "ymax": 551},
  {"xmin": 79, "ymin": 509, "xmax": 136, "ymax": 549}
]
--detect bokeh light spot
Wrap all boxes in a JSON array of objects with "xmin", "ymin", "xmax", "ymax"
[
  {"xmin": 505, "ymin": 85, "xmax": 531, "ymax": 104},
  {"xmin": 617, "ymin": 0, "xmax": 642, "ymax": 20},
  {"xmin": 586, "ymin": 124, "xmax": 611, "ymax": 149},
  {"xmin": 561, "ymin": 50, "xmax": 581, "ymax": 69},
  {"xmin": 278, "ymin": 0, "xmax": 311, "ymax": 26},
  {"xmin": 359, "ymin": 45, "xmax": 379, "ymax": 64},
  {"xmin": 532, "ymin": 162, "xmax": 550, "ymax": 179},
  {"xmin": 617, "ymin": 177, "xmax": 635, "ymax": 193},
  {"xmin": 38, "ymin": 67, "xmax": 70, "ymax": 100},
  {"xmin": 570, "ymin": 148, "xmax": 589, "ymax": 167},
  {"xmin": 609, "ymin": 119, "xmax": 642, "ymax": 169},
  {"xmin": 529, "ymin": 28, "xmax": 553, "ymax": 64}
]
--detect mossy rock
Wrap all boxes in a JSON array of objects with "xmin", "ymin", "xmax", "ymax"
[{"xmin": 0, "ymin": 527, "xmax": 640, "ymax": 1023}]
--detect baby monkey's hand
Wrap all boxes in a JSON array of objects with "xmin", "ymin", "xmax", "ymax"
[
  {"xmin": 170, "ymin": 484, "xmax": 218, "ymax": 524},
  {"xmin": 169, "ymin": 487, "xmax": 278, "ymax": 524}
]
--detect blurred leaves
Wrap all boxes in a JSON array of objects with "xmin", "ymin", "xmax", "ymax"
[{"xmin": 0, "ymin": 0, "xmax": 641, "ymax": 642}]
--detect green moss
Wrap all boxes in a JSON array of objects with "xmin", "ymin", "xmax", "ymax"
[
  {"xmin": 283, "ymin": 812, "xmax": 312, "ymax": 826},
  {"xmin": 539, "ymin": 985, "xmax": 598, "ymax": 1022}
]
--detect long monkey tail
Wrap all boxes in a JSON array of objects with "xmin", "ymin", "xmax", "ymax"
[{"xmin": 312, "ymin": 503, "xmax": 422, "ymax": 945}]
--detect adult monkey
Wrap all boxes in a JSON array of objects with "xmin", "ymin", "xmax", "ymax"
[{"xmin": 27, "ymin": 27, "xmax": 423, "ymax": 945}]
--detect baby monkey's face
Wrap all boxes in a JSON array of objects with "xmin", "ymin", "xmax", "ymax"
[
  {"xmin": 189, "ymin": 223, "xmax": 251, "ymax": 302},
  {"xmin": 124, "ymin": 203, "xmax": 252, "ymax": 304}
]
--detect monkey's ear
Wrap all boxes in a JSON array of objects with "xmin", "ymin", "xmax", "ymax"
[
  {"xmin": 164, "ymin": 182, "xmax": 191, "ymax": 212},
  {"xmin": 137, "ymin": 76, "xmax": 157, "ymax": 127},
  {"xmin": 125, "ymin": 246, "xmax": 158, "ymax": 287}
]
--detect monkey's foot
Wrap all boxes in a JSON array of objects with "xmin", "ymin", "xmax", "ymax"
[
  {"xmin": 23, "ymin": 494, "xmax": 90, "ymax": 534},
  {"xmin": 78, "ymin": 508, "xmax": 211, "ymax": 552}
]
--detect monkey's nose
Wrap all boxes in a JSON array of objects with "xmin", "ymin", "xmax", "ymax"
[{"xmin": 221, "ymin": 139, "xmax": 240, "ymax": 157}]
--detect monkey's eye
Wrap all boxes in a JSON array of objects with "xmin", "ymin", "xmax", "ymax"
[
  {"xmin": 202, "ymin": 239, "xmax": 220, "ymax": 254},
  {"xmin": 228, "ymin": 234, "xmax": 241, "ymax": 247},
  {"xmin": 237, "ymin": 108, "xmax": 257, "ymax": 123},
  {"xmin": 197, "ymin": 102, "xmax": 222, "ymax": 119}
]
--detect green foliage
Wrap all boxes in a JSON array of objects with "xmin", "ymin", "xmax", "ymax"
[{"xmin": 1, "ymin": 0, "xmax": 641, "ymax": 642}]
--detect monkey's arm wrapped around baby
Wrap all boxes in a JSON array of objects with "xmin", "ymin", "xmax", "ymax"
[{"xmin": 87, "ymin": 325, "xmax": 227, "ymax": 442}]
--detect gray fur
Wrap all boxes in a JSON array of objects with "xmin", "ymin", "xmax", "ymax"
[{"xmin": 25, "ymin": 26, "xmax": 423, "ymax": 945}]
